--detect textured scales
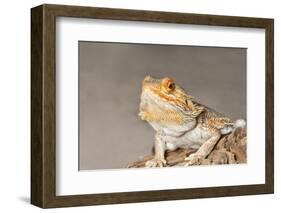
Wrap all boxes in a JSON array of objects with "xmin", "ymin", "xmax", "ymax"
[{"xmin": 139, "ymin": 76, "xmax": 244, "ymax": 167}]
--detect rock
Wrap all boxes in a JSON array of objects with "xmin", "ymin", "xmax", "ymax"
[{"xmin": 128, "ymin": 127, "xmax": 247, "ymax": 168}]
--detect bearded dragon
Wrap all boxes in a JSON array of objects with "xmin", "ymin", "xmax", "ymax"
[{"xmin": 139, "ymin": 76, "xmax": 246, "ymax": 167}]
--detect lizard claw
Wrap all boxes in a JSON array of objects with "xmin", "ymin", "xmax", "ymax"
[
  {"xmin": 184, "ymin": 154, "xmax": 204, "ymax": 166},
  {"xmin": 145, "ymin": 158, "xmax": 167, "ymax": 168}
]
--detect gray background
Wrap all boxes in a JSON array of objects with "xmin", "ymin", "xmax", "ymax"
[{"xmin": 79, "ymin": 41, "xmax": 246, "ymax": 170}]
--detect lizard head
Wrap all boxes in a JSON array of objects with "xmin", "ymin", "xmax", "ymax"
[{"xmin": 139, "ymin": 76, "xmax": 196, "ymax": 115}]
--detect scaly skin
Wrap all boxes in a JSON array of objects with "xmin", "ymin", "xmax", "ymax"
[{"xmin": 139, "ymin": 76, "xmax": 240, "ymax": 167}]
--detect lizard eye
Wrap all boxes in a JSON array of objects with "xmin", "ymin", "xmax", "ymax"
[
  {"xmin": 167, "ymin": 82, "xmax": 175, "ymax": 90},
  {"xmin": 161, "ymin": 77, "xmax": 175, "ymax": 92}
]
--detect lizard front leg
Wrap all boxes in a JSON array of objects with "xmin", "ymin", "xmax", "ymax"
[
  {"xmin": 185, "ymin": 128, "xmax": 221, "ymax": 166},
  {"xmin": 145, "ymin": 133, "xmax": 167, "ymax": 168}
]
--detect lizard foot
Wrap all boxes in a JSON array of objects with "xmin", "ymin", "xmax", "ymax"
[
  {"xmin": 184, "ymin": 154, "xmax": 204, "ymax": 166},
  {"xmin": 145, "ymin": 158, "xmax": 167, "ymax": 168}
]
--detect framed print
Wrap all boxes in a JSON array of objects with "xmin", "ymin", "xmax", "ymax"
[{"xmin": 31, "ymin": 4, "xmax": 274, "ymax": 208}]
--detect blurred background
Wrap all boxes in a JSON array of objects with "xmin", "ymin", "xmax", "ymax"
[{"xmin": 79, "ymin": 41, "xmax": 246, "ymax": 170}]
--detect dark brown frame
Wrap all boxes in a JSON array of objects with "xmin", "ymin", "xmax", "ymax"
[{"xmin": 31, "ymin": 4, "xmax": 274, "ymax": 208}]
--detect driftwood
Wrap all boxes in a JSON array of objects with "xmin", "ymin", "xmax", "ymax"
[{"xmin": 128, "ymin": 127, "xmax": 247, "ymax": 168}]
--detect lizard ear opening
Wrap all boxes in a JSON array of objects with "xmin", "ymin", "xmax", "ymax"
[{"xmin": 162, "ymin": 77, "xmax": 175, "ymax": 92}]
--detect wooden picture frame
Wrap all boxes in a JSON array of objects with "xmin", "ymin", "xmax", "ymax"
[{"xmin": 31, "ymin": 4, "xmax": 274, "ymax": 208}]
